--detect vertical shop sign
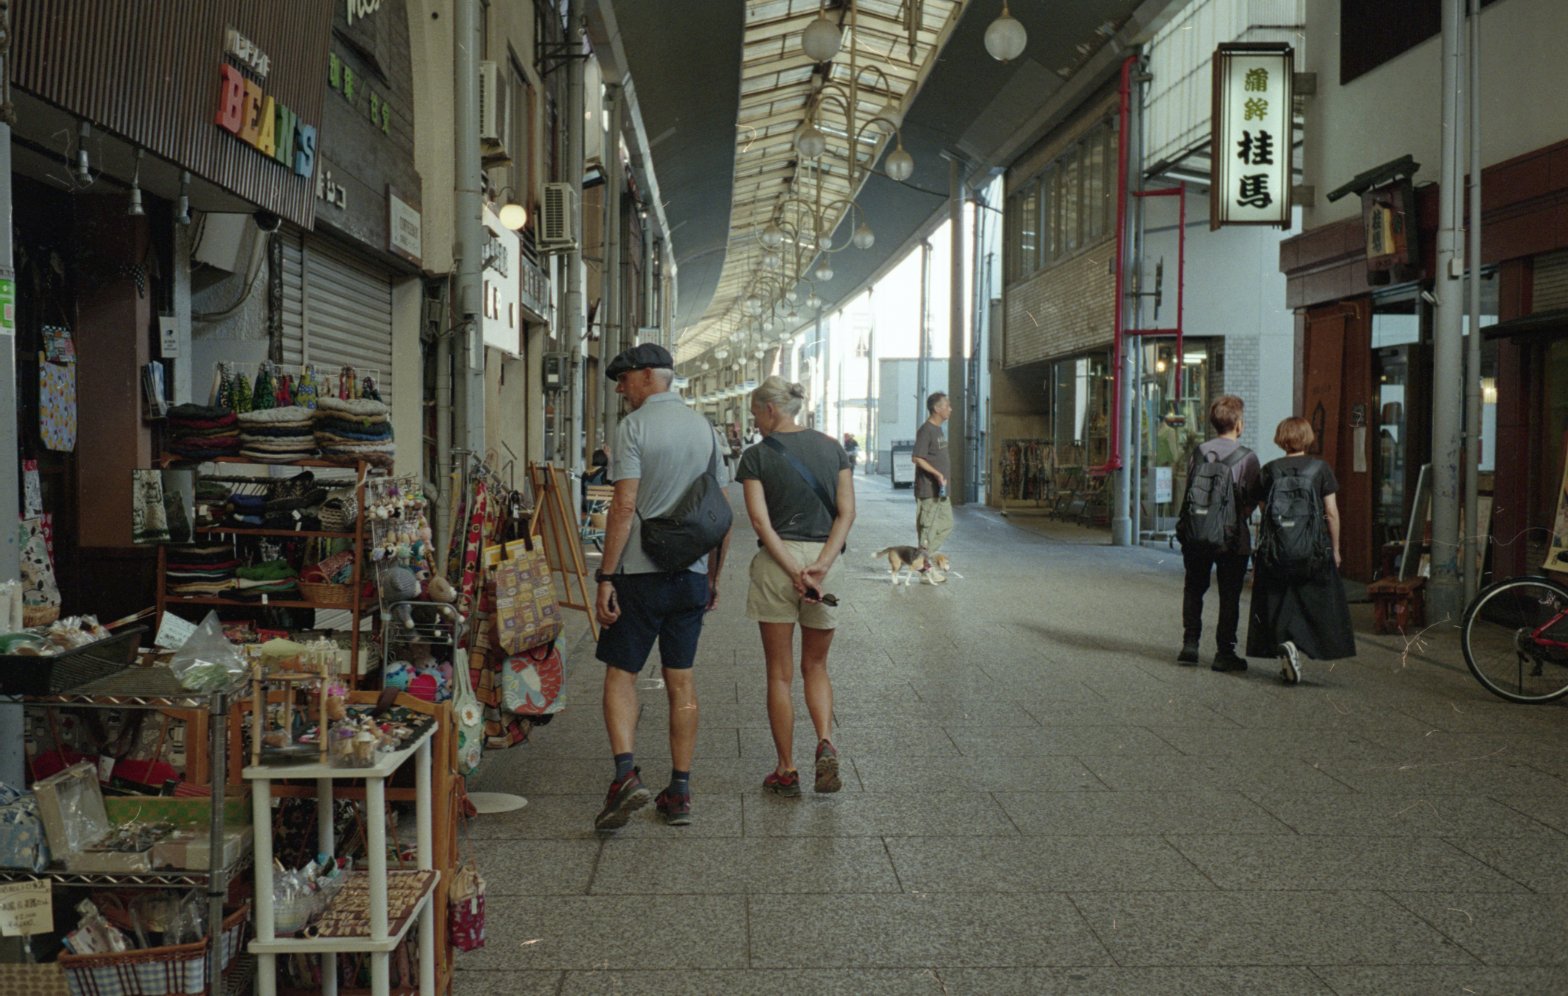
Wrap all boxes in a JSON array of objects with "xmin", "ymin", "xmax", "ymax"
[
  {"xmin": 0, "ymin": 279, "xmax": 13, "ymax": 336},
  {"xmin": 1210, "ymin": 43, "xmax": 1294, "ymax": 229}
]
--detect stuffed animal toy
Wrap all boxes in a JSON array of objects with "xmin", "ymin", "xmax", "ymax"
[
  {"xmin": 425, "ymin": 574, "xmax": 460, "ymax": 622},
  {"xmin": 378, "ymin": 565, "xmax": 421, "ymax": 629}
]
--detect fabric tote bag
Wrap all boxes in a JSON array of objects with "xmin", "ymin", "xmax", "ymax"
[
  {"xmin": 502, "ymin": 636, "xmax": 566, "ymax": 716},
  {"xmin": 452, "ymin": 648, "xmax": 484, "ymax": 777},
  {"xmin": 491, "ymin": 541, "xmax": 561, "ymax": 654}
]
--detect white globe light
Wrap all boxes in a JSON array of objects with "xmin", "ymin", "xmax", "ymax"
[
  {"xmin": 715, "ymin": 347, "xmax": 730, "ymax": 360},
  {"xmin": 762, "ymin": 251, "xmax": 782, "ymax": 271},
  {"xmin": 745, "ymin": 295, "xmax": 762, "ymax": 315},
  {"xmin": 817, "ymin": 233, "xmax": 833, "ymax": 251},
  {"xmin": 806, "ymin": 293, "xmax": 822, "ymax": 310},
  {"xmin": 885, "ymin": 146, "xmax": 914, "ymax": 183},
  {"xmin": 785, "ymin": 288, "xmax": 800, "ymax": 305},
  {"xmin": 761, "ymin": 222, "xmax": 784, "ymax": 249},
  {"xmin": 801, "ymin": 16, "xmax": 842, "ymax": 63},
  {"xmin": 985, "ymin": 5, "xmax": 1028, "ymax": 63},
  {"xmin": 796, "ymin": 124, "xmax": 827, "ymax": 159},
  {"xmin": 764, "ymin": 317, "xmax": 776, "ymax": 331},
  {"xmin": 498, "ymin": 201, "xmax": 527, "ymax": 230},
  {"xmin": 814, "ymin": 262, "xmax": 834, "ymax": 282},
  {"xmin": 852, "ymin": 223, "xmax": 875, "ymax": 250}
]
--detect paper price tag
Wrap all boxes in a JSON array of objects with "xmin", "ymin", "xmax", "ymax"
[
  {"xmin": 154, "ymin": 612, "xmax": 197, "ymax": 650},
  {"xmin": 0, "ymin": 880, "xmax": 52, "ymax": 936}
]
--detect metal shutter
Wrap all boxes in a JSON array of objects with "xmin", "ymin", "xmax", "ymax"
[
  {"xmin": 1534, "ymin": 250, "xmax": 1568, "ymax": 313},
  {"xmin": 302, "ymin": 238, "xmax": 394, "ymax": 400},
  {"xmin": 279, "ymin": 230, "xmax": 305, "ymax": 369}
]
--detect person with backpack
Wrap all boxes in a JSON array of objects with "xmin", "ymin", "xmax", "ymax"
[
  {"xmin": 1246, "ymin": 415, "xmax": 1357, "ymax": 684},
  {"xmin": 1176, "ymin": 395, "xmax": 1261, "ymax": 671}
]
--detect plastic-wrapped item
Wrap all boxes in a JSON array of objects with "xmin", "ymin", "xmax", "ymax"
[
  {"xmin": 63, "ymin": 899, "xmax": 132, "ymax": 955},
  {"xmin": 168, "ymin": 611, "xmax": 247, "ymax": 690}
]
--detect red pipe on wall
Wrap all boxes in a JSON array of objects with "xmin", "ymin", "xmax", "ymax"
[{"xmin": 1093, "ymin": 54, "xmax": 1141, "ymax": 476}]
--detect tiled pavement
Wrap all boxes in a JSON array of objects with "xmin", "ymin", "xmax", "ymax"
[{"xmin": 462, "ymin": 474, "xmax": 1568, "ymax": 994}]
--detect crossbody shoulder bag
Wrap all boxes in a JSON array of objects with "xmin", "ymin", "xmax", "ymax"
[{"xmin": 637, "ymin": 431, "xmax": 734, "ymax": 572}]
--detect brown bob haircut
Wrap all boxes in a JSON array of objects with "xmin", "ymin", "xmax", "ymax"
[
  {"xmin": 1274, "ymin": 416, "xmax": 1316, "ymax": 453},
  {"xmin": 1208, "ymin": 395, "xmax": 1245, "ymax": 434}
]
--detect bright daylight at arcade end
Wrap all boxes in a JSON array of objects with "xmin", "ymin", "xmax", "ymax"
[{"xmin": 0, "ymin": 0, "xmax": 1566, "ymax": 993}]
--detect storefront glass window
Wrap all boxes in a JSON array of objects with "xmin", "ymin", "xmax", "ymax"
[
  {"xmin": 1138, "ymin": 340, "xmax": 1215, "ymax": 532},
  {"xmin": 1051, "ymin": 351, "xmax": 1110, "ymax": 467}
]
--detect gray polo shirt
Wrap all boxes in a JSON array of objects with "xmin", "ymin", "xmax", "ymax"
[{"xmin": 612, "ymin": 391, "xmax": 723, "ymax": 575}]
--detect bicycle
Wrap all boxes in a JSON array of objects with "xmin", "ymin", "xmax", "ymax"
[{"xmin": 1461, "ymin": 574, "xmax": 1568, "ymax": 703}]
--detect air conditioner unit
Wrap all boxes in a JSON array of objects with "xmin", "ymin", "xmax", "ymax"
[
  {"xmin": 478, "ymin": 61, "xmax": 511, "ymax": 165},
  {"xmin": 539, "ymin": 182, "xmax": 578, "ymax": 252}
]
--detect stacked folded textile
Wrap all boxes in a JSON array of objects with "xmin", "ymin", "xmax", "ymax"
[
  {"xmin": 222, "ymin": 494, "xmax": 268, "ymax": 528},
  {"xmin": 238, "ymin": 405, "xmax": 317, "ymax": 463},
  {"xmin": 262, "ymin": 487, "xmax": 328, "ymax": 531},
  {"xmin": 167, "ymin": 404, "xmax": 240, "ymax": 461},
  {"xmin": 232, "ymin": 559, "xmax": 298, "ymax": 599},
  {"xmin": 314, "ymin": 397, "xmax": 395, "ymax": 469},
  {"xmin": 165, "ymin": 545, "xmax": 239, "ymax": 597}
]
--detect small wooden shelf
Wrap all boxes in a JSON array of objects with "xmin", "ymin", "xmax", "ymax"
[
  {"xmin": 165, "ymin": 595, "xmax": 373, "ymax": 611},
  {"xmin": 249, "ymin": 870, "xmax": 439, "ymax": 955},
  {"xmin": 195, "ymin": 526, "xmax": 357, "ymax": 539}
]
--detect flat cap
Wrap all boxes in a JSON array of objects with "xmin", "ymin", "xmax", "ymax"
[{"xmin": 605, "ymin": 342, "xmax": 675, "ymax": 380}]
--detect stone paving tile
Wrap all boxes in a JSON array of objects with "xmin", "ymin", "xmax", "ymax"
[
  {"xmin": 1081, "ymin": 754, "xmax": 1355, "ymax": 795},
  {"xmin": 1447, "ymin": 835, "xmax": 1568, "ymax": 893},
  {"xmin": 1308, "ymin": 965, "xmax": 1568, "ymax": 994},
  {"xmin": 853, "ymin": 754, "xmax": 1107, "ymax": 793},
  {"xmin": 832, "ymin": 699, "xmax": 1043, "ymax": 727},
  {"xmin": 885, "ymin": 835, "xmax": 1216, "ymax": 892},
  {"xmin": 1492, "ymin": 788, "xmax": 1568, "ymax": 835},
  {"xmin": 737, "ymin": 722, "xmax": 959, "ymax": 759},
  {"xmin": 1165, "ymin": 834, "xmax": 1525, "ymax": 892},
  {"xmin": 457, "ymin": 895, "xmax": 749, "ymax": 971},
  {"xmin": 1144, "ymin": 723, "xmax": 1414, "ymax": 759},
  {"xmin": 590, "ymin": 836, "xmax": 900, "ymax": 894},
  {"xmin": 1248, "ymin": 792, "xmax": 1561, "ymax": 836},
  {"xmin": 449, "ymin": 969, "xmax": 564, "ymax": 995},
  {"xmin": 1069, "ymin": 891, "xmax": 1475, "ymax": 966},
  {"xmin": 746, "ymin": 893, "xmax": 1113, "ymax": 968},
  {"xmin": 1027, "ymin": 967, "xmax": 1335, "ymax": 994},
  {"xmin": 993, "ymin": 789, "xmax": 1292, "ymax": 835},
  {"xmin": 468, "ymin": 837, "xmax": 600, "ymax": 895},
  {"xmin": 1022, "ymin": 701, "xmax": 1239, "ymax": 727},
  {"xmin": 949, "ymin": 725, "xmax": 1180, "ymax": 757},
  {"xmin": 467, "ymin": 792, "xmax": 743, "ymax": 839},
  {"xmin": 556, "ymin": 968, "xmax": 1006, "ymax": 995},
  {"xmin": 1388, "ymin": 891, "xmax": 1568, "ymax": 965},
  {"xmin": 741, "ymin": 790, "xmax": 1018, "ymax": 837},
  {"xmin": 1308, "ymin": 758, "xmax": 1568, "ymax": 797},
  {"xmin": 509, "ymin": 723, "xmax": 741, "ymax": 759}
]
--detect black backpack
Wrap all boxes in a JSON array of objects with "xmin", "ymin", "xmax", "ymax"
[
  {"xmin": 1255, "ymin": 462, "xmax": 1331, "ymax": 582},
  {"xmin": 1176, "ymin": 446, "xmax": 1250, "ymax": 554}
]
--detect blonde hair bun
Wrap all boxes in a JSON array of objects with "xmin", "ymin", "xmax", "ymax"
[{"xmin": 788, "ymin": 382, "xmax": 807, "ymax": 399}]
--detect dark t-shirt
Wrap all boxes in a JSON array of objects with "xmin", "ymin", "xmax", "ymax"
[
  {"xmin": 1187, "ymin": 437, "xmax": 1264, "ymax": 555},
  {"xmin": 913, "ymin": 420, "xmax": 949, "ymax": 499},
  {"xmin": 736, "ymin": 429, "xmax": 851, "ymax": 541}
]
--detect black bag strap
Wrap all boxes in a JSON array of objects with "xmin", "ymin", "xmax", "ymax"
[{"xmin": 762, "ymin": 434, "xmax": 837, "ymax": 519}]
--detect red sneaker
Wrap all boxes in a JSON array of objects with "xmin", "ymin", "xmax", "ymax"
[
  {"xmin": 654, "ymin": 788, "xmax": 692, "ymax": 826},
  {"xmin": 593, "ymin": 768, "xmax": 651, "ymax": 831},
  {"xmin": 762, "ymin": 769, "xmax": 801, "ymax": 797},
  {"xmin": 814, "ymin": 740, "xmax": 842, "ymax": 793}
]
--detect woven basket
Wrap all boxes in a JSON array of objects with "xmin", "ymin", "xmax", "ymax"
[
  {"xmin": 318, "ymin": 487, "xmax": 358, "ymax": 533},
  {"xmin": 297, "ymin": 580, "xmax": 354, "ymax": 608},
  {"xmin": 59, "ymin": 905, "xmax": 248, "ymax": 996}
]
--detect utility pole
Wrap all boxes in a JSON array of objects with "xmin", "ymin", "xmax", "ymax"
[
  {"xmin": 865, "ymin": 287, "xmax": 876, "ymax": 472},
  {"xmin": 1463, "ymin": 0, "xmax": 1483, "ymax": 602},
  {"xmin": 601, "ymin": 84, "xmax": 623, "ymax": 447},
  {"xmin": 917, "ymin": 240, "xmax": 931, "ymax": 424},
  {"xmin": 1429, "ymin": 0, "xmax": 1466, "ymax": 621},
  {"xmin": 454, "ymin": 0, "xmax": 485, "ymax": 458},
  {"xmin": 562, "ymin": 0, "xmax": 587, "ymax": 475},
  {"xmin": 0, "ymin": 0, "xmax": 25, "ymax": 788},
  {"xmin": 947, "ymin": 155, "xmax": 966, "ymax": 504}
]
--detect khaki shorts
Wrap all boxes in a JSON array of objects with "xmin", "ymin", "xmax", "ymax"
[{"xmin": 747, "ymin": 540, "xmax": 844, "ymax": 629}]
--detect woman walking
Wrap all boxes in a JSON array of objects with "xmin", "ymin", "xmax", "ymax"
[
  {"xmin": 1247, "ymin": 416, "xmax": 1357, "ymax": 684},
  {"xmin": 737, "ymin": 377, "xmax": 855, "ymax": 795}
]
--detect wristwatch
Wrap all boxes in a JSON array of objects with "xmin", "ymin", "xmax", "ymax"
[{"xmin": 595, "ymin": 569, "xmax": 615, "ymax": 583}]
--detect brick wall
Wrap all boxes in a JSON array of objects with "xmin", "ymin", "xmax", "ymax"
[{"xmin": 1003, "ymin": 246, "xmax": 1115, "ymax": 367}]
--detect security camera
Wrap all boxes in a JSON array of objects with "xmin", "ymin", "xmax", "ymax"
[
  {"xmin": 252, "ymin": 210, "xmax": 282, "ymax": 234},
  {"xmin": 1419, "ymin": 289, "xmax": 1437, "ymax": 306}
]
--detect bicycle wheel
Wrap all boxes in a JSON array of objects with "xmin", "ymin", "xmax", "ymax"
[{"xmin": 1461, "ymin": 575, "xmax": 1568, "ymax": 704}]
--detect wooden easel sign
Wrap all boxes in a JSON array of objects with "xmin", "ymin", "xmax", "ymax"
[{"xmin": 527, "ymin": 463, "xmax": 599, "ymax": 640}]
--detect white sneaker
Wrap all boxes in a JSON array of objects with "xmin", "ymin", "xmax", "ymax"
[{"xmin": 1278, "ymin": 641, "xmax": 1302, "ymax": 685}]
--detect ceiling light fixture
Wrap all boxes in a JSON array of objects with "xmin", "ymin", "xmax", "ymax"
[
  {"xmin": 126, "ymin": 148, "xmax": 145, "ymax": 217},
  {"xmin": 985, "ymin": 1, "xmax": 1028, "ymax": 63},
  {"xmin": 175, "ymin": 170, "xmax": 192, "ymax": 226},
  {"xmin": 801, "ymin": 11, "xmax": 843, "ymax": 63},
  {"xmin": 494, "ymin": 186, "xmax": 528, "ymax": 230}
]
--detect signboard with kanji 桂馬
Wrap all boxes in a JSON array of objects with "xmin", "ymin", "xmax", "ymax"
[{"xmin": 1210, "ymin": 43, "xmax": 1294, "ymax": 229}]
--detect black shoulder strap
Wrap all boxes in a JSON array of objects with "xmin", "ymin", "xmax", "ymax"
[
  {"xmin": 762, "ymin": 434, "xmax": 837, "ymax": 518},
  {"xmin": 1219, "ymin": 445, "xmax": 1249, "ymax": 468}
]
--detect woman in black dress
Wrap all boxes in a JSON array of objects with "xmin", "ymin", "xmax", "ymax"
[{"xmin": 1246, "ymin": 416, "xmax": 1357, "ymax": 684}]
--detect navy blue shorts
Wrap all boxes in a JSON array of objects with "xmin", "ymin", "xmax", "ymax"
[{"xmin": 595, "ymin": 571, "xmax": 710, "ymax": 674}]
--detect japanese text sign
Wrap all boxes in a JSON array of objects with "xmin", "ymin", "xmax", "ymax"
[
  {"xmin": 0, "ymin": 879, "xmax": 52, "ymax": 935},
  {"xmin": 1210, "ymin": 43, "xmax": 1294, "ymax": 229}
]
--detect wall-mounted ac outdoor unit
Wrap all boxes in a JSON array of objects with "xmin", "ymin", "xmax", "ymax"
[
  {"xmin": 478, "ymin": 61, "xmax": 511, "ymax": 165},
  {"xmin": 539, "ymin": 182, "xmax": 578, "ymax": 252}
]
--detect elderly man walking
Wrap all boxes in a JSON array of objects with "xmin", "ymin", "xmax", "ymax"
[{"xmin": 593, "ymin": 343, "xmax": 732, "ymax": 831}]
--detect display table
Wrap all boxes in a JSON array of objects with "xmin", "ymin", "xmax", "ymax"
[{"xmin": 246, "ymin": 724, "xmax": 438, "ymax": 996}]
